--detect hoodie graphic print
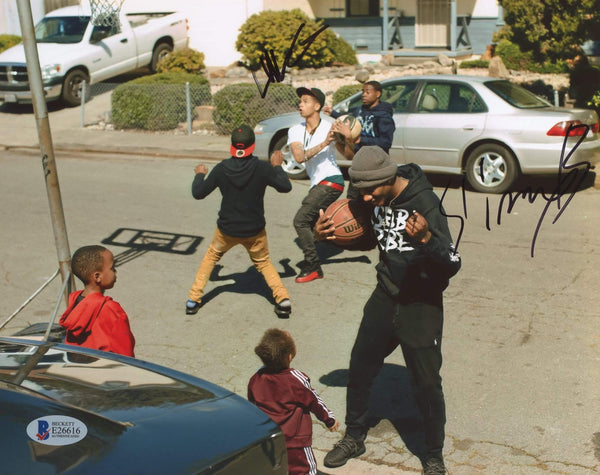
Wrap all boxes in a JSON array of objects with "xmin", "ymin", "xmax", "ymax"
[{"xmin": 369, "ymin": 164, "xmax": 461, "ymax": 347}]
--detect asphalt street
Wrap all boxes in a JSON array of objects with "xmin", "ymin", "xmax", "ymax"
[{"xmin": 0, "ymin": 145, "xmax": 598, "ymax": 474}]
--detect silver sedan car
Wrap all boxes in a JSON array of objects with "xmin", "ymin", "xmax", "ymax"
[{"xmin": 254, "ymin": 75, "xmax": 600, "ymax": 193}]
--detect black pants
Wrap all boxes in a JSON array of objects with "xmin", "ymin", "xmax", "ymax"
[
  {"xmin": 345, "ymin": 284, "xmax": 446, "ymax": 458},
  {"xmin": 293, "ymin": 184, "xmax": 342, "ymax": 267}
]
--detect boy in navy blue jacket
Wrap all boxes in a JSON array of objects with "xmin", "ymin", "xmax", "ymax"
[
  {"xmin": 186, "ymin": 125, "xmax": 292, "ymax": 318},
  {"xmin": 326, "ymin": 80, "xmax": 396, "ymax": 200}
]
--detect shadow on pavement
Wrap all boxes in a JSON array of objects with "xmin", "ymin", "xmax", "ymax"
[
  {"xmin": 0, "ymin": 68, "xmax": 153, "ymax": 115},
  {"xmin": 292, "ymin": 239, "xmax": 373, "ymax": 272},
  {"xmin": 199, "ymin": 259, "xmax": 297, "ymax": 308},
  {"xmin": 102, "ymin": 228, "xmax": 204, "ymax": 267},
  {"xmin": 320, "ymin": 363, "xmax": 426, "ymax": 458},
  {"xmin": 0, "ymin": 101, "xmax": 64, "ymax": 114}
]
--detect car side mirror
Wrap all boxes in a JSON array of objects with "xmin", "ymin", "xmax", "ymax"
[
  {"xmin": 90, "ymin": 26, "xmax": 110, "ymax": 43},
  {"xmin": 335, "ymin": 102, "xmax": 349, "ymax": 114}
]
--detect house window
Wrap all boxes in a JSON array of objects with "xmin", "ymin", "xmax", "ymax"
[{"xmin": 347, "ymin": 0, "xmax": 379, "ymax": 17}]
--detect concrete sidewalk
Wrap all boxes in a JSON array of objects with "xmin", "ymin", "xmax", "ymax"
[{"xmin": 0, "ymin": 92, "xmax": 230, "ymax": 160}]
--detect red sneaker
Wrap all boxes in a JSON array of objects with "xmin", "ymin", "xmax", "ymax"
[{"xmin": 295, "ymin": 266, "xmax": 323, "ymax": 283}]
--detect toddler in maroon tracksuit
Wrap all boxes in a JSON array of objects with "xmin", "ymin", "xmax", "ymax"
[{"xmin": 248, "ymin": 329, "xmax": 339, "ymax": 475}]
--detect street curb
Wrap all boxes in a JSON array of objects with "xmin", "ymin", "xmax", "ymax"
[{"xmin": 0, "ymin": 144, "xmax": 224, "ymax": 161}]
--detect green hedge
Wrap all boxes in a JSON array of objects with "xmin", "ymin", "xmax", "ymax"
[
  {"xmin": 236, "ymin": 9, "xmax": 334, "ymax": 70},
  {"xmin": 0, "ymin": 34, "xmax": 21, "ymax": 53},
  {"xmin": 459, "ymin": 59, "xmax": 489, "ymax": 69},
  {"xmin": 495, "ymin": 39, "xmax": 568, "ymax": 74},
  {"xmin": 332, "ymin": 84, "xmax": 362, "ymax": 105},
  {"xmin": 326, "ymin": 33, "xmax": 358, "ymax": 65},
  {"xmin": 111, "ymin": 72, "xmax": 211, "ymax": 130},
  {"xmin": 212, "ymin": 83, "xmax": 297, "ymax": 134},
  {"xmin": 157, "ymin": 47, "xmax": 206, "ymax": 74}
]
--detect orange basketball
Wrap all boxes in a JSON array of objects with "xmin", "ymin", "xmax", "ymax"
[{"xmin": 325, "ymin": 199, "xmax": 371, "ymax": 247}]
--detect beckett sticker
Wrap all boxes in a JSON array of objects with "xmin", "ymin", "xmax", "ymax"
[{"xmin": 26, "ymin": 415, "xmax": 88, "ymax": 446}]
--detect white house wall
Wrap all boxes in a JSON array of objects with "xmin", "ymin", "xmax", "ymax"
[
  {"xmin": 124, "ymin": 0, "xmax": 264, "ymax": 67},
  {"xmin": 470, "ymin": 0, "xmax": 499, "ymax": 17},
  {"xmin": 264, "ymin": 0, "xmax": 314, "ymax": 16},
  {"xmin": 0, "ymin": 0, "xmax": 500, "ymax": 66},
  {"xmin": 1, "ymin": 0, "xmax": 46, "ymax": 36}
]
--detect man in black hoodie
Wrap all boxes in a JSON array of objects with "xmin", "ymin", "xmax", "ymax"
[
  {"xmin": 326, "ymin": 80, "xmax": 396, "ymax": 199},
  {"xmin": 185, "ymin": 125, "xmax": 293, "ymax": 318},
  {"xmin": 317, "ymin": 146, "xmax": 461, "ymax": 475}
]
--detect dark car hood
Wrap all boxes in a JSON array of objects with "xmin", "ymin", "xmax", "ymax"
[{"xmin": 0, "ymin": 338, "xmax": 284, "ymax": 474}]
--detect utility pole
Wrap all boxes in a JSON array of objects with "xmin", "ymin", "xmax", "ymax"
[{"xmin": 16, "ymin": 0, "xmax": 74, "ymax": 303}]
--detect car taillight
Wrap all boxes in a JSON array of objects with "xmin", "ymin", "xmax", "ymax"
[{"xmin": 547, "ymin": 120, "xmax": 598, "ymax": 136}]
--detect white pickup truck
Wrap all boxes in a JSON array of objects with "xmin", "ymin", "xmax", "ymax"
[{"xmin": 0, "ymin": 5, "xmax": 188, "ymax": 106}]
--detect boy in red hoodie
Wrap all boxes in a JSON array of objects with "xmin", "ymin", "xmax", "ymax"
[
  {"xmin": 248, "ymin": 329, "xmax": 339, "ymax": 475},
  {"xmin": 59, "ymin": 245, "xmax": 135, "ymax": 357}
]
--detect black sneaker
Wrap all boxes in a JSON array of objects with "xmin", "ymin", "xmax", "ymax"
[
  {"xmin": 274, "ymin": 299, "xmax": 291, "ymax": 319},
  {"xmin": 323, "ymin": 435, "xmax": 366, "ymax": 468},
  {"xmin": 185, "ymin": 299, "xmax": 201, "ymax": 315},
  {"xmin": 423, "ymin": 456, "xmax": 446, "ymax": 475},
  {"xmin": 295, "ymin": 265, "xmax": 323, "ymax": 283}
]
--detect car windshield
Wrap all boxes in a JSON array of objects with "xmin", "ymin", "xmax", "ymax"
[
  {"xmin": 485, "ymin": 80, "xmax": 551, "ymax": 109},
  {"xmin": 35, "ymin": 16, "xmax": 89, "ymax": 44}
]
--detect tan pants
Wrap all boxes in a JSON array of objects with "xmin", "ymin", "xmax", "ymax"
[{"xmin": 188, "ymin": 228, "xmax": 289, "ymax": 304}]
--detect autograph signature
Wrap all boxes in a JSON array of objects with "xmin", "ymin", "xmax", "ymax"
[
  {"xmin": 441, "ymin": 122, "xmax": 592, "ymax": 257},
  {"xmin": 250, "ymin": 23, "xmax": 329, "ymax": 98}
]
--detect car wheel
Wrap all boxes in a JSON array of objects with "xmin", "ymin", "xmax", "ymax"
[
  {"xmin": 465, "ymin": 143, "xmax": 519, "ymax": 194},
  {"xmin": 151, "ymin": 43, "xmax": 173, "ymax": 72},
  {"xmin": 61, "ymin": 69, "xmax": 89, "ymax": 107},
  {"xmin": 272, "ymin": 135, "xmax": 308, "ymax": 180}
]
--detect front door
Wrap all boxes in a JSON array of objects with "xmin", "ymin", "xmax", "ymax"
[{"xmin": 416, "ymin": 0, "xmax": 450, "ymax": 47}]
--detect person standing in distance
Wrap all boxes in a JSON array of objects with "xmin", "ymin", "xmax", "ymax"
[
  {"xmin": 289, "ymin": 87, "xmax": 344, "ymax": 283},
  {"xmin": 316, "ymin": 146, "xmax": 461, "ymax": 475},
  {"xmin": 325, "ymin": 80, "xmax": 396, "ymax": 200}
]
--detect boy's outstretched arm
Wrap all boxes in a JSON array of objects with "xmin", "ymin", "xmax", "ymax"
[
  {"xmin": 191, "ymin": 163, "xmax": 217, "ymax": 199},
  {"xmin": 267, "ymin": 150, "xmax": 292, "ymax": 192},
  {"xmin": 291, "ymin": 369, "xmax": 337, "ymax": 429}
]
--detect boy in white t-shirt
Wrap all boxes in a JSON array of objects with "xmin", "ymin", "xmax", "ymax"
[{"xmin": 288, "ymin": 87, "xmax": 344, "ymax": 283}]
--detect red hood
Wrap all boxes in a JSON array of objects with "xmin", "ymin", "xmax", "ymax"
[{"xmin": 59, "ymin": 291, "xmax": 111, "ymax": 338}]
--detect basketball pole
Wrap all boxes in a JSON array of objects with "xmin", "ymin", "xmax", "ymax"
[{"xmin": 16, "ymin": 0, "xmax": 74, "ymax": 305}]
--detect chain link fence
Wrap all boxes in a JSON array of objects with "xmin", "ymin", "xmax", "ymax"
[
  {"xmin": 79, "ymin": 81, "xmax": 298, "ymax": 135},
  {"xmin": 79, "ymin": 77, "xmax": 568, "ymax": 133}
]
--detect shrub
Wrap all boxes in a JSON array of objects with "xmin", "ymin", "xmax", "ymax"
[
  {"xmin": 332, "ymin": 84, "xmax": 362, "ymax": 105},
  {"xmin": 326, "ymin": 33, "xmax": 358, "ymax": 65},
  {"xmin": 498, "ymin": 0, "xmax": 597, "ymax": 65},
  {"xmin": 111, "ymin": 72, "xmax": 211, "ymax": 130},
  {"xmin": 495, "ymin": 39, "xmax": 533, "ymax": 71},
  {"xmin": 588, "ymin": 91, "xmax": 600, "ymax": 114},
  {"xmin": 212, "ymin": 83, "xmax": 297, "ymax": 134},
  {"xmin": 236, "ymin": 9, "xmax": 334, "ymax": 70},
  {"xmin": 495, "ymin": 39, "xmax": 568, "ymax": 73},
  {"xmin": 0, "ymin": 34, "xmax": 21, "ymax": 53},
  {"xmin": 157, "ymin": 47, "xmax": 206, "ymax": 74},
  {"xmin": 459, "ymin": 59, "xmax": 489, "ymax": 69}
]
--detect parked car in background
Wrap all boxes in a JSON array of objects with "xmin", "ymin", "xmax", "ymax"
[
  {"xmin": 0, "ymin": 4, "xmax": 188, "ymax": 106},
  {"xmin": 254, "ymin": 75, "xmax": 600, "ymax": 193},
  {"xmin": 0, "ymin": 335, "xmax": 287, "ymax": 474}
]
